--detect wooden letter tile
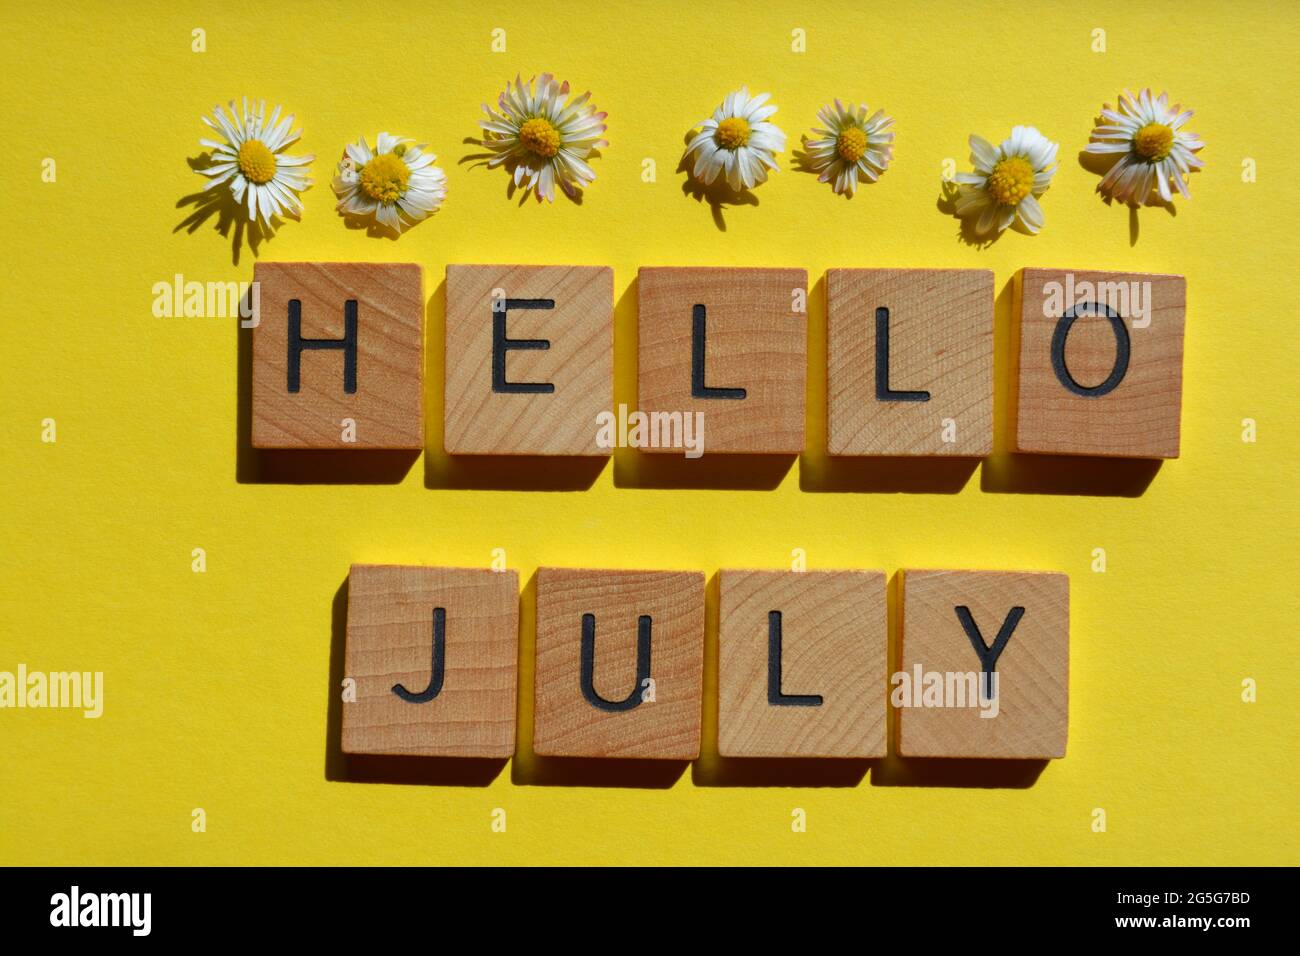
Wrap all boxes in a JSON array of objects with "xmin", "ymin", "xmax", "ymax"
[
  {"xmin": 533, "ymin": 567, "xmax": 704, "ymax": 759},
  {"xmin": 718, "ymin": 569, "xmax": 887, "ymax": 758},
  {"xmin": 444, "ymin": 265, "xmax": 613, "ymax": 455},
  {"xmin": 252, "ymin": 262, "xmax": 424, "ymax": 449},
  {"xmin": 1015, "ymin": 268, "xmax": 1186, "ymax": 457},
  {"xmin": 827, "ymin": 268, "xmax": 994, "ymax": 456},
  {"xmin": 638, "ymin": 267, "xmax": 807, "ymax": 454},
  {"xmin": 342, "ymin": 564, "xmax": 519, "ymax": 758},
  {"xmin": 898, "ymin": 569, "xmax": 1069, "ymax": 759}
]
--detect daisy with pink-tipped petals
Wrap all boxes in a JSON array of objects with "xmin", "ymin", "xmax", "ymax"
[
  {"xmin": 1085, "ymin": 88, "xmax": 1205, "ymax": 205},
  {"xmin": 802, "ymin": 99, "xmax": 894, "ymax": 196},
  {"xmin": 477, "ymin": 74, "xmax": 608, "ymax": 202}
]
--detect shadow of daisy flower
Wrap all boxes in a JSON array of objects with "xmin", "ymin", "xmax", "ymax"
[
  {"xmin": 935, "ymin": 181, "xmax": 999, "ymax": 249},
  {"xmin": 459, "ymin": 139, "xmax": 600, "ymax": 207},
  {"xmin": 337, "ymin": 213, "xmax": 406, "ymax": 240},
  {"xmin": 791, "ymin": 147, "xmax": 851, "ymax": 200},
  {"xmin": 677, "ymin": 160, "xmax": 759, "ymax": 231},
  {"xmin": 174, "ymin": 152, "xmax": 274, "ymax": 266},
  {"xmin": 1077, "ymin": 149, "xmax": 1178, "ymax": 247},
  {"xmin": 676, "ymin": 131, "xmax": 759, "ymax": 232}
]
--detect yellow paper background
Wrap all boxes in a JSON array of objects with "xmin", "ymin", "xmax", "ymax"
[{"xmin": 2, "ymin": 0, "xmax": 1297, "ymax": 866}]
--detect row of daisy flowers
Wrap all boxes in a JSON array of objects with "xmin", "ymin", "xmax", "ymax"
[{"xmin": 196, "ymin": 82, "xmax": 1203, "ymax": 239}]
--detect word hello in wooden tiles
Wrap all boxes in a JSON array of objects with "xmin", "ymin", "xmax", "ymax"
[
  {"xmin": 341, "ymin": 565, "xmax": 1069, "ymax": 761},
  {"xmin": 251, "ymin": 263, "xmax": 1186, "ymax": 459}
]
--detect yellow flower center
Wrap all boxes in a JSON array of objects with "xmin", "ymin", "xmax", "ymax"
[
  {"xmin": 836, "ymin": 126, "xmax": 868, "ymax": 163},
  {"xmin": 519, "ymin": 117, "xmax": 562, "ymax": 158},
  {"xmin": 359, "ymin": 152, "xmax": 411, "ymax": 204},
  {"xmin": 236, "ymin": 139, "xmax": 277, "ymax": 185},
  {"xmin": 986, "ymin": 156, "xmax": 1035, "ymax": 206},
  {"xmin": 1133, "ymin": 122, "xmax": 1174, "ymax": 161},
  {"xmin": 716, "ymin": 116, "xmax": 751, "ymax": 149}
]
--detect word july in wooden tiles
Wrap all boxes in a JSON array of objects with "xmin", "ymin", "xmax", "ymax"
[
  {"xmin": 250, "ymin": 263, "xmax": 1186, "ymax": 459},
  {"xmin": 341, "ymin": 565, "xmax": 1069, "ymax": 761}
]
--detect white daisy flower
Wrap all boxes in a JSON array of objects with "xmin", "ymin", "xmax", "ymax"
[
  {"xmin": 332, "ymin": 133, "xmax": 447, "ymax": 235},
  {"xmin": 1084, "ymin": 88, "xmax": 1205, "ymax": 205},
  {"xmin": 953, "ymin": 126, "xmax": 1059, "ymax": 237},
  {"xmin": 196, "ymin": 97, "xmax": 314, "ymax": 226},
  {"xmin": 685, "ymin": 87, "xmax": 786, "ymax": 191},
  {"xmin": 802, "ymin": 100, "xmax": 894, "ymax": 196},
  {"xmin": 478, "ymin": 74, "xmax": 608, "ymax": 202}
]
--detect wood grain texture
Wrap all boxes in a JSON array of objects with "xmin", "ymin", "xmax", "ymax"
[
  {"xmin": 898, "ymin": 569, "xmax": 1069, "ymax": 759},
  {"xmin": 252, "ymin": 262, "xmax": 424, "ymax": 449},
  {"xmin": 533, "ymin": 567, "xmax": 704, "ymax": 759},
  {"xmin": 827, "ymin": 268, "xmax": 994, "ymax": 456},
  {"xmin": 637, "ymin": 267, "xmax": 806, "ymax": 454},
  {"xmin": 718, "ymin": 569, "xmax": 887, "ymax": 758},
  {"xmin": 1015, "ymin": 268, "xmax": 1186, "ymax": 458},
  {"xmin": 444, "ymin": 264, "xmax": 613, "ymax": 455},
  {"xmin": 341, "ymin": 564, "xmax": 519, "ymax": 758}
]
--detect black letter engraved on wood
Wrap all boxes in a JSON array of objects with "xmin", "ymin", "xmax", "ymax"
[
  {"xmin": 391, "ymin": 607, "xmax": 446, "ymax": 703},
  {"xmin": 287, "ymin": 298, "xmax": 358, "ymax": 394},
  {"xmin": 767, "ymin": 610, "xmax": 823, "ymax": 706},
  {"xmin": 691, "ymin": 304, "xmax": 747, "ymax": 399},
  {"xmin": 492, "ymin": 298, "xmax": 555, "ymax": 394},
  {"xmin": 1051, "ymin": 302, "xmax": 1130, "ymax": 397},
  {"xmin": 875, "ymin": 307, "xmax": 930, "ymax": 402},
  {"xmin": 580, "ymin": 612, "xmax": 652, "ymax": 712},
  {"xmin": 955, "ymin": 605, "xmax": 1024, "ymax": 699}
]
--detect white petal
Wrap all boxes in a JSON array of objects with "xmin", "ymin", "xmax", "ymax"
[
  {"xmin": 346, "ymin": 140, "xmax": 373, "ymax": 165},
  {"xmin": 376, "ymin": 202, "xmax": 401, "ymax": 232},
  {"xmin": 1018, "ymin": 193, "xmax": 1045, "ymax": 232},
  {"xmin": 1085, "ymin": 141, "xmax": 1132, "ymax": 154},
  {"xmin": 969, "ymin": 135, "xmax": 998, "ymax": 171},
  {"xmin": 976, "ymin": 202, "xmax": 999, "ymax": 235}
]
